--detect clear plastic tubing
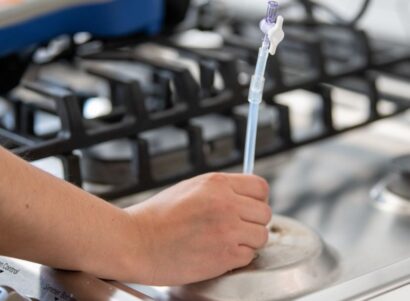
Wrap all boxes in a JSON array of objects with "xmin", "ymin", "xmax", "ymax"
[{"xmin": 243, "ymin": 1, "xmax": 279, "ymax": 174}]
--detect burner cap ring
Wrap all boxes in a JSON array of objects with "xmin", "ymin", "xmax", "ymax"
[
  {"xmin": 171, "ymin": 215, "xmax": 339, "ymax": 301},
  {"xmin": 371, "ymin": 177, "xmax": 410, "ymax": 216}
]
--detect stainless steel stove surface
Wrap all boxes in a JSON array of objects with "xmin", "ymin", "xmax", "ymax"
[{"xmin": 1, "ymin": 111, "xmax": 409, "ymax": 301}]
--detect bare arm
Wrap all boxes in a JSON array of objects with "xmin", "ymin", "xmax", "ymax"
[
  {"xmin": 0, "ymin": 147, "xmax": 142, "ymax": 280},
  {"xmin": 0, "ymin": 147, "xmax": 271, "ymax": 285}
]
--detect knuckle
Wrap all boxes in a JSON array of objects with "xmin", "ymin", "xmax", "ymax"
[
  {"xmin": 223, "ymin": 223, "xmax": 238, "ymax": 241},
  {"xmin": 214, "ymin": 220, "xmax": 236, "ymax": 240},
  {"xmin": 240, "ymin": 249, "xmax": 255, "ymax": 266},
  {"xmin": 208, "ymin": 195, "xmax": 235, "ymax": 215},
  {"xmin": 261, "ymin": 204, "xmax": 272, "ymax": 224},
  {"xmin": 205, "ymin": 172, "xmax": 228, "ymax": 185},
  {"xmin": 253, "ymin": 226, "xmax": 269, "ymax": 247},
  {"xmin": 221, "ymin": 198, "xmax": 237, "ymax": 213},
  {"xmin": 223, "ymin": 242, "xmax": 240, "ymax": 263},
  {"xmin": 210, "ymin": 191, "xmax": 236, "ymax": 211},
  {"xmin": 256, "ymin": 177, "xmax": 270, "ymax": 199},
  {"xmin": 226, "ymin": 242, "xmax": 239, "ymax": 256}
]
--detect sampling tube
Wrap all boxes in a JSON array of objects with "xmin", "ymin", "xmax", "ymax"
[{"xmin": 243, "ymin": 1, "xmax": 280, "ymax": 174}]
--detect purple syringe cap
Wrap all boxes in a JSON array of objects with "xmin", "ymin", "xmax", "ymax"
[
  {"xmin": 260, "ymin": 1, "xmax": 279, "ymax": 34},
  {"xmin": 266, "ymin": 1, "xmax": 279, "ymax": 24}
]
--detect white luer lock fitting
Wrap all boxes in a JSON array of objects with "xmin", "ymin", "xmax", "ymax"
[{"xmin": 267, "ymin": 15, "xmax": 284, "ymax": 55}]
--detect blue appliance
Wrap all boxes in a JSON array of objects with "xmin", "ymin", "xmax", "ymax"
[{"xmin": 0, "ymin": 0, "xmax": 164, "ymax": 57}]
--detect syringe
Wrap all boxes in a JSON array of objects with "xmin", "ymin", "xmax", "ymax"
[{"xmin": 243, "ymin": 1, "xmax": 284, "ymax": 174}]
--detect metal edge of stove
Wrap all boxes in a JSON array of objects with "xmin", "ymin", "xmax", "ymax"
[
  {"xmin": 0, "ymin": 255, "xmax": 154, "ymax": 301},
  {"xmin": 298, "ymin": 258, "xmax": 410, "ymax": 301}
]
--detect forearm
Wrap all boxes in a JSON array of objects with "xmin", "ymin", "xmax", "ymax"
[{"xmin": 0, "ymin": 147, "xmax": 144, "ymax": 281}]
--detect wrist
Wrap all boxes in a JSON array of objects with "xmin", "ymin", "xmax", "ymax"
[
  {"xmin": 121, "ymin": 205, "xmax": 157, "ymax": 284},
  {"xmin": 79, "ymin": 207, "xmax": 149, "ymax": 283}
]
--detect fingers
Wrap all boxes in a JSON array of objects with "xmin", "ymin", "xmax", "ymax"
[
  {"xmin": 236, "ymin": 223, "xmax": 269, "ymax": 249},
  {"xmin": 222, "ymin": 223, "xmax": 269, "ymax": 272},
  {"xmin": 230, "ymin": 245, "xmax": 256, "ymax": 269},
  {"xmin": 225, "ymin": 173, "xmax": 270, "ymax": 202},
  {"xmin": 236, "ymin": 195, "xmax": 272, "ymax": 225}
]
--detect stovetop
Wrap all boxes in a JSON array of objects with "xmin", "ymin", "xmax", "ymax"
[
  {"xmin": 1, "ymin": 10, "xmax": 410, "ymax": 199},
  {"xmin": 1, "ymin": 111, "xmax": 409, "ymax": 301}
]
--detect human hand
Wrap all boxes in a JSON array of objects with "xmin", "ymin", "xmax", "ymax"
[{"xmin": 124, "ymin": 173, "xmax": 271, "ymax": 286}]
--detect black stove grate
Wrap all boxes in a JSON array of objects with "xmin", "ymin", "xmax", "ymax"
[{"xmin": 0, "ymin": 23, "xmax": 409, "ymax": 199}]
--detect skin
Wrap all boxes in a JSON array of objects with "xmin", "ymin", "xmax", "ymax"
[{"xmin": 0, "ymin": 146, "xmax": 271, "ymax": 286}]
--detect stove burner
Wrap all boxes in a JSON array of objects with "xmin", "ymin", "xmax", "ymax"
[
  {"xmin": 81, "ymin": 126, "xmax": 190, "ymax": 187},
  {"xmin": 171, "ymin": 215, "xmax": 339, "ymax": 301},
  {"xmin": 387, "ymin": 155, "xmax": 410, "ymax": 200},
  {"xmin": 81, "ymin": 111, "xmax": 278, "ymax": 192},
  {"xmin": 372, "ymin": 155, "xmax": 410, "ymax": 215}
]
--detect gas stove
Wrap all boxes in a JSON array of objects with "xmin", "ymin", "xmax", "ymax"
[
  {"xmin": 1, "ymin": 0, "xmax": 410, "ymax": 300},
  {"xmin": 1, "ymin": 112, "xmax": 410, "ymax": 300},
  {"xmin": 1, "ymin": 3, "xmax": 409, "ymax": 198}
]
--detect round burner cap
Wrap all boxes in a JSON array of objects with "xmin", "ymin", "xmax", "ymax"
[
  {"xmin": 171, "ymin": 215, "xmax": 339, "ymax": 301},
  {"xmin": 386, "ymin": 155, "xmax": 410, "ymax": 200},
  {"xmin": 391, "ymin": 155, "xmax": 410, "ymax": 177}
]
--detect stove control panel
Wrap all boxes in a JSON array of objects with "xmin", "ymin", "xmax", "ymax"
[
  {"xmin": 0, "ymin": 256, "xmax": 74, "ymax": 301},
  {"xmin": 0, "ymin": 287, "xmax": 38, "ymax": 301},
  {"xmin": 0, "ymin": 256, "xmax": 152, "ymax": 301}
]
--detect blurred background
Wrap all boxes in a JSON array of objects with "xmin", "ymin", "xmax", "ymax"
[{"xmin": 219, "ymin": 0, "xmax": 410, "ymax": 42}]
